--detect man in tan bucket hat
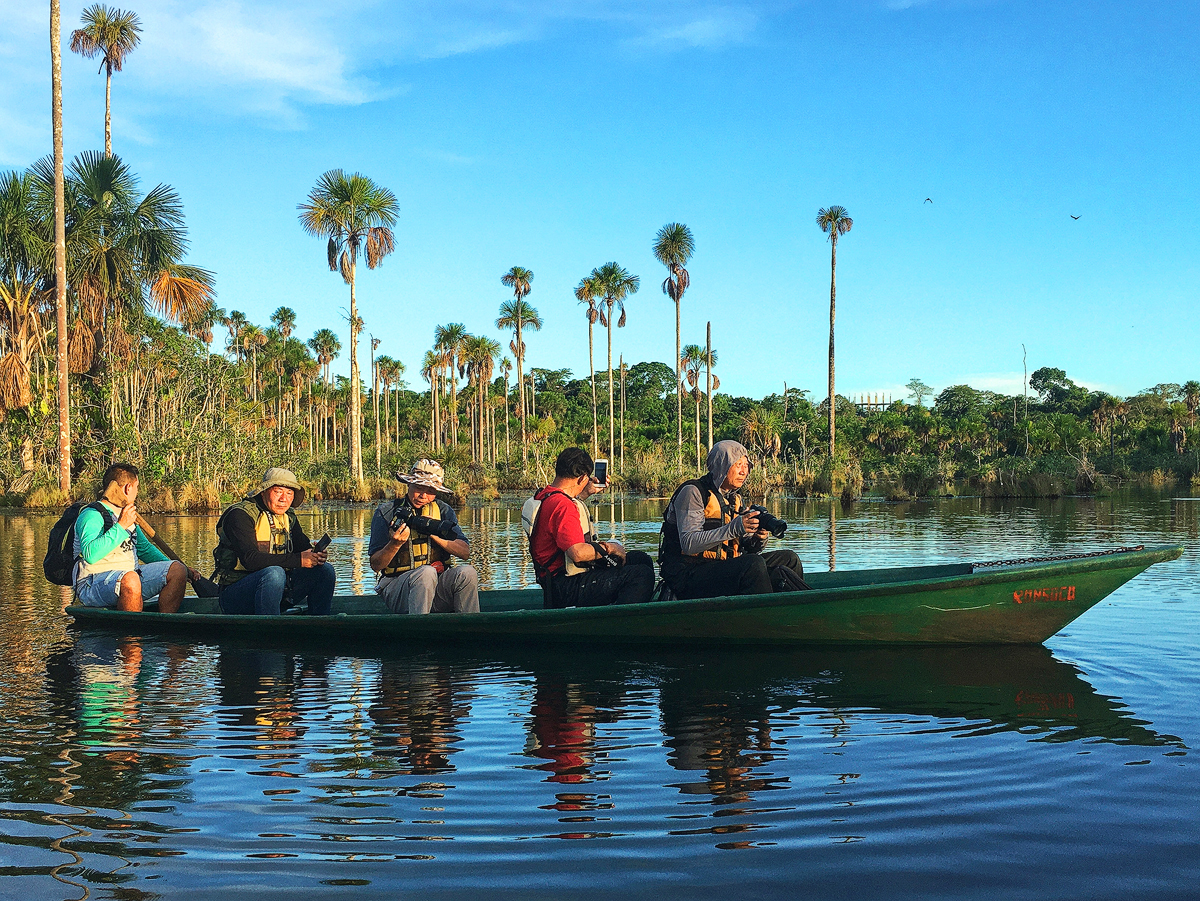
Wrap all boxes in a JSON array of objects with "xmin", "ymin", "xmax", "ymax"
[
  {"xmin": 211, "ymin": 467, "xmax": 336, "ymax": 615},
  {"xmin": 368, "ymin": 459, "xmax": 479, "ymax": 614}
]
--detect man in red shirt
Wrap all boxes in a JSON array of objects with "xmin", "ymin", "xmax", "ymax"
[{"xmin": 527, "ymin": 447, "xmax": 655, "ymax": 609}]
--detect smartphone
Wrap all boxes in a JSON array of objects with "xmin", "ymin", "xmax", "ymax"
[
  {"xmin": 594, "ymin": 459, "xmax": 608, "ymax": 486},
  {"xmin": 313, "ymin": 533, "xmax": 332, "ymax": 552}
]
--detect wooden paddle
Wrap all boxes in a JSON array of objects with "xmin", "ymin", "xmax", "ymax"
[{"xmin": 135, "ymin": 514, "xmax": 221, "ymax": 597}]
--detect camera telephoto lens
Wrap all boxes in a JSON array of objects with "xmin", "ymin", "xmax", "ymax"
[{"xmin": 748, "ymin": 504, "xmax": 788, "ymax": 538}]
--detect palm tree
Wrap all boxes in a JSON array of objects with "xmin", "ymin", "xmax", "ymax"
[
  {"xmin": 654, "ymin": 222, "xmax": 694, "ymax": 472},
  {"xmin": 52, "ymin": 0, "xmax": 71, "ymax": 492},
  {"xmin": 308, "ymin": 327, "xmax": 341, "ymax": 453},
  {"xmin": 370, "ymin": 335, "xmax": 381, "ymax": 470},
  {"xmin": 270, "ymin": 306, "xmax": 296, "ymax": 339},
  {"xmin": 591, "ymin": 262, "xmax": 639, "ymax": 464},
  {"xmin": 434, "ymin": 322, "xmax": 468, "ymax": 447},
  {"xmin": 299, "ymin": 169, "xmax": 398, "ymax": 483},
  {"xmin": 70, "ymin": 4, "xmax": 142, "ymax": 158},
  {"xmin": 499, "ymin": 266, "xmax": 535, "ymax": 459},
  {"xmin": 575, "ymin": 273, "xmax": 602, "ymax": 458},
  {"xmin": 1184, "ymin": 381, "xmax": 1200, "ymax": 427},
  {"xmin": 464, "ymin": 334, "xmax": 500, "ymax": 463},
  {"xmin": 31, "ymin": 151, "xmax": 213, "ymax": 426},
  {"xmin": 816, "ymin": 205, "xmax": 853, "ymax": 461}
]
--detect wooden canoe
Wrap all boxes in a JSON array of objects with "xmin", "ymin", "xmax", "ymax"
[{"xmin": 66, "ymin": 544, "xmax": 1182, "ymax": 646}]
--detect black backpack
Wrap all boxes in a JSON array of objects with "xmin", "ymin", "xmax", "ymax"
[{"xmin": 43, "ymin": 501, "xmax": 113, "ymax": 586}]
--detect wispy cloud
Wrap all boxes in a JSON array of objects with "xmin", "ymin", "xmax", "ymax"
[{"xmin": 0, "ymin": 0, "xmax": 784, "ymax": 162}]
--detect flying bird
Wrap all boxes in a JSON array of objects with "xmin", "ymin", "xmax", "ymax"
[
  {"xmin": 1070, "ymin": 215, "xmax": 1080, "ymax": 220},
  {"xmin": 924, "ymin": 198, "xmax": 932, "ymax": 203}
]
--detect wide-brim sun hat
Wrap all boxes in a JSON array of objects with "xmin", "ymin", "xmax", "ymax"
[
  {"xmin": 397, "ymin": 458, "xmax": 449, "ymax": 495},
  {"xmin": 253, "ymin": 467, "xmax": 306, "ymax": 507}
]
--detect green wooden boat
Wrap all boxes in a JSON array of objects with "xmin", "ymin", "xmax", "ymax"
[{"xmin": 66, "ymin": 544, "xmax": 1182, "ymax": 646}]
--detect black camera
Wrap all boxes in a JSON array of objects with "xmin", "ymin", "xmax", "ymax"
[
  {"xmin": 746, "ymin": 504, "xmax": 788, "ymax": 538},
  {"xmin": 390, "ymin": 502, "xmax": 459, "ymax": 541}
]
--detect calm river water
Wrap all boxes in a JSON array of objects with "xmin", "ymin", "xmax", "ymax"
[{"xmin": 1, "ymin": 493, "xmax": 1198, "ymax": 900}]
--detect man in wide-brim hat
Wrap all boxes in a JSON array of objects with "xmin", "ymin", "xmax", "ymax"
[
  {"xmin": 211, "ymin": 467, "xmax": 336, "ymax": 616},
  {"xmin": 368, "ymin": 459, "xmax": 479, "ymax": 615}
]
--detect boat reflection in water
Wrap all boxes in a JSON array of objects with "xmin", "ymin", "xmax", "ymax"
[{"xmin": 14, "ymin": 633, "xmax": 1182, "ymax": 882}]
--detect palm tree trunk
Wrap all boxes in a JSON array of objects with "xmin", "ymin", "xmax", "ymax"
[
  {"xmin": 828, "ymin": 238, "xmax": 837, "ymax": 461},
  {"xmin": 348, "ymin": 269, "xmax": 363, "ymax": 483},
  {"xmin": 372, "ymin": 346, "xmax": 380, "ymax": 474},
  {"xmin": 706, "ymin": 321, "xmax": 713, "ymax": 453},
  {"xmin": 588, "ymin": 322, "xmax": 598, "ymax": 459},
  {"xmin": 52, "ymin": 0, "xmax": 70, "ymax": 494},
  {"xmin": 104, "ymin": 61, "xmax": 112, "ymax": 158},
  {"xmin": 695, "ymin": 393, "xmax": 701, "ymax": 471},
  {"xmin": 676, "ymin": 296, "xmax": 682, "ymax": 472},
  {"xmin": 504, "ymin": 375, "xmax": 511, "ymax": 460},
  {"xmin": 606, "ymin": 303, "xmax": 614, "ymax": 464},
  {"xmin": 620, "ymin": 356, "xmax": 626, "ymax": 474},
  {"xmin": 517, "ymin": 312, "xmax": 526, "ymax": 463}
]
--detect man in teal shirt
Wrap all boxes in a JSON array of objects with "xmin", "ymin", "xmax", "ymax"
[{"xmin": 73, "ymin": 463, "xmax": 195, "ymax": 612}]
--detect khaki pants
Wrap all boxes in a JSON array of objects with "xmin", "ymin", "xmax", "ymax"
[{"xmin": 377, "ymin": 564, "xmax": 480, "ymax": 614}]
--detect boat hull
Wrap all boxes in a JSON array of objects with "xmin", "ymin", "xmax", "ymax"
[{"xmin": 66, "ymin": 545, "xmax": 1182, "ymax": 646}]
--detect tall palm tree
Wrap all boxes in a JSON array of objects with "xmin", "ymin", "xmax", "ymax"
[
  {"xmin": 575, "ymin": 273, "xmax": 602, "ymax": 458},
  {"xmin": 591, "ymin": 262, "xmax": 639, "ymax": 464},
  {"xmin": 52, "ymin": 0, "xmax": 71, "ymax": 492},
  {"xmin": 434, "ymin": 322, "xmax": 468, "ymax": 447},
  {"xmin": 464, "ymin": 334, "xmax": 500, "ymax": 463},
  {"xmin": 299, "ymin": 169, "xmax": 398, "ymax": 483},
  {"xmin": 70, "ymin": 4, "xmax": 142, "ymax": 158},
  {"xmin": 370, "ymin": 335, "xmax": 381, "ymax": 470},
  {"xmin": 816, "ymin": 205, "xmax": 853, "ymax": 461},
  {"xmin": 270, "ymin": 306, "xmax": 296, "ymax": 339},
  {"xmin": 499, "ymin": 266, "xmax": 534, "ymax": 458},
  {"xmin": 653, "ymin": 222, "xmax": 694, "ymax": 472},
  {"xmin": 308, "ymin": 327, "xmax": 341, "ymax": 453}
]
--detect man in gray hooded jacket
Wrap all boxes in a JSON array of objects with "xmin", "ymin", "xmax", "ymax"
[{"xmin": 659, "ymin": 440, "xmax": 804, "ymax": 599}]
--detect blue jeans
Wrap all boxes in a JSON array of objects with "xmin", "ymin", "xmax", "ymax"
[{"xmin": 219, "ymin": 564, "xmax": 335, "ymax": 616}]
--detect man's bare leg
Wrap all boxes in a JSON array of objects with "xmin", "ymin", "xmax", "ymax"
[
  {"xmin": 158, "ymin": 561, "xmax": 187, "ymax": 614},
  {"xmin": 117, "ymin": 571, "xmax": 143, "ymax": 611}
]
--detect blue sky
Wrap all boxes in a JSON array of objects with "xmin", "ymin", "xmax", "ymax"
[{"xmin": 2, "ymin": 0, "xmax": 1196, "ymax": 403}]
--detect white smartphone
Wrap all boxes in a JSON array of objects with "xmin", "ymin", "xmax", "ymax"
[{"xmin": 594, "ymin": 459, "xmax": 608, "ymax": 486}]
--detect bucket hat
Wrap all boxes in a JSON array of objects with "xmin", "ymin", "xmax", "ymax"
[
  {"xmin": 253, "ymin": 467, "xmax": 306, "ymax": 507},
  {"xmin": 397, "ymin": 459, "xmax": 449, "ymax": 494}
]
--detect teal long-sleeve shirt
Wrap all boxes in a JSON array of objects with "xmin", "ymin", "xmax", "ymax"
[{"xmin": 75, "ymin": 504, "xmax": 169, "ymax": 565}]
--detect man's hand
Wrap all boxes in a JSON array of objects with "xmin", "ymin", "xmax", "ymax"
[
  {"xmin": 737, "ymin": 509, "xmax": 761, "ymax": 537},
  {"xmin": 389, "ymin": 521, "xmax": 410, "ymax": 544},
  {"xmin": 117, "ymin": 503, "xmax": 138, "ymax": 531},
  {"xmin": 300, "ymin": 548, "xmax": 328, "ymax": 568},
  {"xmin": 600, "ymin": 539, "xmax": 626, "ymax": 564},
  {"xmin": 581, "ymin": 477, "xmax": 606, "ymax": 500},
  {"xmin": 187, "ymin": 567, "xmax": 202, "ymax": 581}
]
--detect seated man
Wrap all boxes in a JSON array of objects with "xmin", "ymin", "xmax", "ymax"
[
  {"xmin": 527, "ymin": 447, "xmax": 655, "ymax": 608},
  {"xmin": 368, "ymin": 459, "xmax": 479, "ymax": 614},
  {"xmin": 659, "ymin": 439, "xmax": 804, "ymax": 600},
  {"xmin": 212, "ymin": 468, "xmax": 335, "ymax": 615},
  {"xmin": 73, "ymin": 463, "xmax": 194, "ymax": 613}
]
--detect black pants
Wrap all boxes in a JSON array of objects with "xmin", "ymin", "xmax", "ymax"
[
  {"xmin": 545, "ymin": 550, "xmax": 656, "ymax": 609},
  {"xmin": 662, "ymin": 549, "xmax": 802, "ymax": 600}
]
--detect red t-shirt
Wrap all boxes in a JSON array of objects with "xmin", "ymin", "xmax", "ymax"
[{"xmin": 529, "ymin": 487, "xmax": 586, "ymax": 576}]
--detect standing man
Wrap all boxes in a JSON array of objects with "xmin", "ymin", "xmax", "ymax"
[
  {"xmin": 73, "ymin": 463, "xmax": 194, "ymax": 613},
  {"xmin": 659, "ymin": 440, "xmax": 804, "ymax": 599},
  {"xmin": 527, "ymin": 447, "xmax": 655, "ymax": 608},
  {"xmin": 212, "ymin": 468, "xmax": 335, "ymax": 616},
  {"xmin": 368, "ymin": 459, "xmax": 479, "ymax": 614}
]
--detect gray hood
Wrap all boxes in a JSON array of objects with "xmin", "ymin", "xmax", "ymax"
[{"xmin": 706, "ymin": 440, "xmax": 749, "ymax": 491}]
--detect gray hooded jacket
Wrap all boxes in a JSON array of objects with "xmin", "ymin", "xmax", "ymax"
[{"xmin": 664, "ymin": 440, "xmax": 752, "ymax": 556}]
